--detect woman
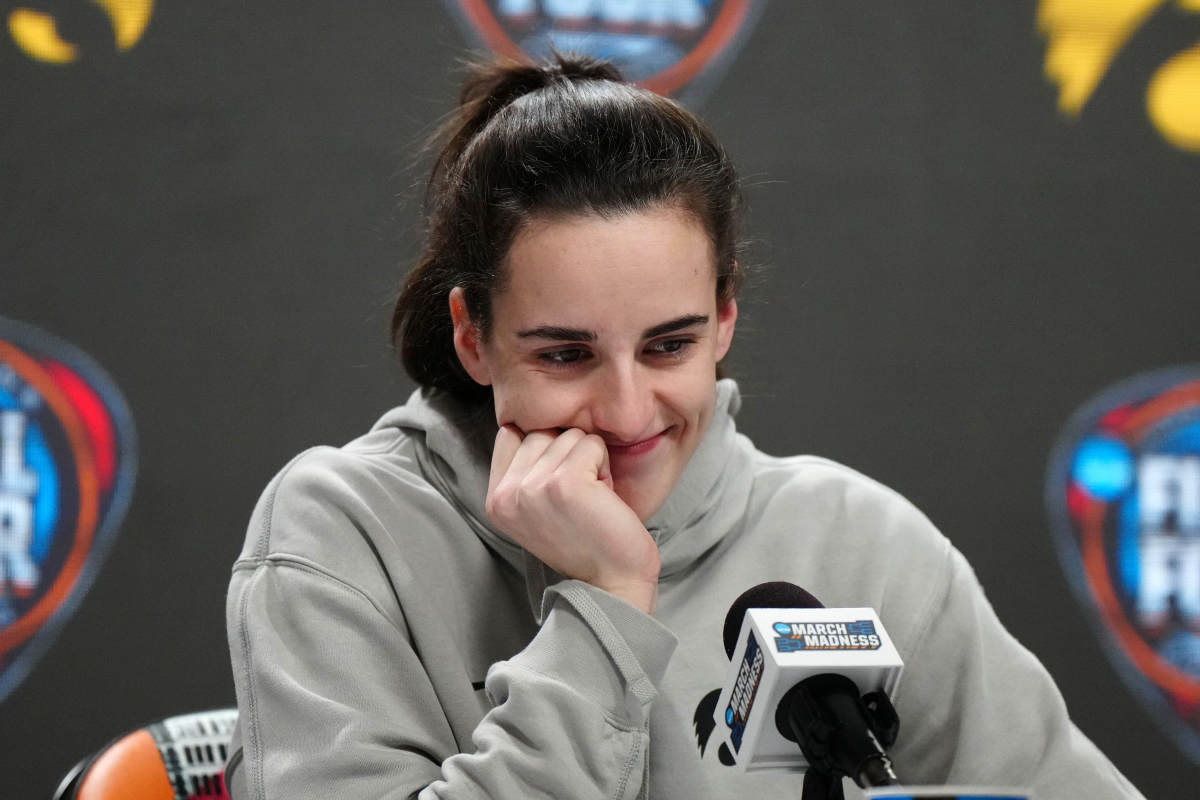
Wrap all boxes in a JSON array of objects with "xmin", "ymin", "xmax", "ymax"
[{"xmin": 225, "ymin": 55, "xmax": 1142, "ymax": 799}]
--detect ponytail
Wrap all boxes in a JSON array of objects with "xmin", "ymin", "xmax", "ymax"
[{"xmin": 426, "ymin": 55, "xmax": 623, "ymax": 209}]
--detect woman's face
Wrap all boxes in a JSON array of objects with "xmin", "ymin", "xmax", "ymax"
[{"xmin": 451, "ymin": 204, "xmax": 737, "ymax": 522}]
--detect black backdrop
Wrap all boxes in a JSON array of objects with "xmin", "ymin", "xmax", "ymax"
[{"xmin": 3, "ymin": 1, "xmax": 1198, "ymax": 796}]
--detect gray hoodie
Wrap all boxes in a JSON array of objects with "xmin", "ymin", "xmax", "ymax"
[{"xmin": 225, "ymin": 380, "xmax": 1142, "ymax": 799}]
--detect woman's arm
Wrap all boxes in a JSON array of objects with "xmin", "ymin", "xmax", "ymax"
[
  {"xmin": 891, "ymin": 545, "xmax": 1145, "ymax": 798},
  {"xmin": 225, "ymin": 451, "xmax": 676, "ymax": 800}
]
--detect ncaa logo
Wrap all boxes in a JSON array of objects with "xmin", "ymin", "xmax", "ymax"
[
  {"xmin": 1047, "ymin": 366, "xmax": 1200, "ymax": 762},
  {"xmin": 445, "ymin": 0, "xmax": 767, "ymax": 102},
  {"xmin": 0, "ymin": 317, "xmax": 136, "ymax": 703}
]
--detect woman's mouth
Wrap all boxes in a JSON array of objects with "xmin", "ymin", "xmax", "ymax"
[{"xmin": 605, "ymin": 430, "xmax": 669, "ymax": 459}]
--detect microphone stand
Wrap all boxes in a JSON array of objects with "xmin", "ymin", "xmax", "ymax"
[
  {"xmin": 782, "ymin": 678, "xmax": 901, "ymax": 800},
  {"xmin": 802, "ymin": 767, "xmax": 845, "ymax": 800}
]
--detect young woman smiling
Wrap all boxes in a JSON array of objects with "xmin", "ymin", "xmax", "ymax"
[
  {"xmin": 224, "ymin": 55, "xmax": 1143, "ymax": 799},
  {"xmin": 450, "ymin": 205, "xmax": 737, "ymax": 615}
]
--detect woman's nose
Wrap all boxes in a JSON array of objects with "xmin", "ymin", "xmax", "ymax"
[{"xmin": 587, "ymin": 363, "xmax": 656, "ymax": 443}]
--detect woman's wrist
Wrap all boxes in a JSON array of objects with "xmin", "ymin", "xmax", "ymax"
[
  {"xmin": 593, "ymin": 579, "xmax": 659, "ymax": 615},
  {"xmin": 591, "ymin": 554, "xmax": 661, "ymax": 615}
]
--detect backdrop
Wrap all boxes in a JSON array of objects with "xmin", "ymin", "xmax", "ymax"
[{"xmin": 2, "ymin": 1, "xmax": 1198, "ymax": 796}]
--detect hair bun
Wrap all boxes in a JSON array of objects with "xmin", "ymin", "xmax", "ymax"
[
  {"xmin": 541, "ymin": 51, "xmax": 624, "ymax": 83},
  {"xmin": 459, "ymin": 51, "xmax": 623, "ymax": 112}
]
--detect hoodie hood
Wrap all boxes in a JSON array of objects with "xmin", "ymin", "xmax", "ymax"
[{"xmin": 373, "ymin": 379, "xmax": 755, "ymax": 619}]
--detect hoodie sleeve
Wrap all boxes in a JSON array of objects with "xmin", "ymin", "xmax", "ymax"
[
  {"xmin": 890, "ymin": 544, "xmax": 1145, "ymax": 798},
  {"xmin": 225, "ymin": 456, "xmax": 677, "ymax": 800},
  {"xmin": 428, "ymin": 581, "xmax": 677, "ymax": 800}
]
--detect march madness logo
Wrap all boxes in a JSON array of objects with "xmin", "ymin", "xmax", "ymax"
[
  {"xmin": 772, "ymin": 619, "xmax": 882, "ymax": 652},
  {"xmin": 723, "ymin": 627, "xmax": 763, "ymax": 752},
  {"xmin": 1047, "ymin": 366, "xmax": 1200, "ymax": 762},
  {"xmin": 445, "ymin": 0, "xmax": 766, "ymax": 102},
  {"xmin": 0, "ymin": 317, "xmax": 136, "ymax": 703}
]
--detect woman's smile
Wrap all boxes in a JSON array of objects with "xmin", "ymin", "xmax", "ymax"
[{"xmin": 605, "ymin": 429, "xmax": 669, "ymax": 459}]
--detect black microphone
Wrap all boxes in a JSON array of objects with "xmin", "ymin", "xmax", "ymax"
[
  {"xmin": 722, "ymin": 581, "xmax": 824, "ymax": 659},
  {"xmin": 717, "ymin": 582, "xmax": 902, "ymax": 791}
]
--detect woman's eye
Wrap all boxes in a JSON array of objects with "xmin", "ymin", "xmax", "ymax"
[
  {"xmin": 538, "ymin": 348, "xmax": 588, "ymax": 366},
  {"xmin": 648, "ymin": 338, "xmax": 693, "ymax": 357}
]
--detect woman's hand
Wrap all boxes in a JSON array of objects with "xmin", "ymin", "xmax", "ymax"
[{"xmin": 485, "ymin": 425, "xmax": 662, "ymax": 614}]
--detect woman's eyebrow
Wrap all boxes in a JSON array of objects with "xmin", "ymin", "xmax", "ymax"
[
  {"xmin": 517, "ymin": 325, "xmax": 595, "ymax": 342},
  {"xmin": 643, "ymin": 314, "xmax": 709, "ymax": 338},
  {"xmin": 516, "ymin": 314, "xmax": 708, "ymax": 342}
]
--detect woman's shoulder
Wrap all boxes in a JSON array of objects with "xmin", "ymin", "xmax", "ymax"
[
  {"xmin": 276, "ymin": 420, "xmax": 428, "ymax": 505},
  {"xmin": 231, "ymin": 415, "xmax": 445, "ymax": 570},
  {"xmin": 741, "ymin": 446, "xmax": 952, "ymax": 567},
  {"xmin": 749, "ymin": 449, "xmax": 926, "ymax": 517},
  {"xmin": 732, "ymin": 447, "xmax": 960, "ymax": 647}
]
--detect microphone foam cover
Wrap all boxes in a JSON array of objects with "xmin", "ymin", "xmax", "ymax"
[{"xmin": 722, "ymin": 581, "xmax": 824, "ymax": 659}]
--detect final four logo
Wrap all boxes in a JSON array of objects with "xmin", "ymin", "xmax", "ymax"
[
  {"xmin": 445, "ymin": 0, "xmax": 767, "ymax": 102},
  {"xmin": 1047, "ymin": 366, "xmax": 1200, "ymax": 762},
  {"xmin": 0, "ymin": 317, "xmax": 136, "ymax": 703}
]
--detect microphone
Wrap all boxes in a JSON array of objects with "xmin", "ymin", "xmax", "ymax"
[{"xmin": 713, "ymin": 582, "xmax": 903, "ymax": 789}]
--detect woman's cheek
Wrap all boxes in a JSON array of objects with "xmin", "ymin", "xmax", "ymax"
[{"xmin": 493, "ymin": 374, "xmax": 583, "ymax": 432}]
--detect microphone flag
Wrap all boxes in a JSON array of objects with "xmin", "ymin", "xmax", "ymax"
[{"xmin": 713, "ymin": 606, "xmax": 904, "ymax": 772}]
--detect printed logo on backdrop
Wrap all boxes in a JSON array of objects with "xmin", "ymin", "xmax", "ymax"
[
  {"xmin": 1047, "ymin": 366, "xmax": 1200, "ymax": 762},
  {"xmin": 6, "ymin": 0, "xmax": 154, "ymax": 64},
  {"xmin": 0, "ymin": 317, "xmax": 136, "ymax": 703},
  {"xmin": 1038, "ymin": 0, "xmax": 1200, "ymax": 152},
  {"xmin": 444, "ymin": 0, "xmax": 767, "ymax": 103}
]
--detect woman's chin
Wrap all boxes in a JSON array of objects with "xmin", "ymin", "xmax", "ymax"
[{"xmin": 614, "ymin": 481, "xmax": 669, "ymax": 524}]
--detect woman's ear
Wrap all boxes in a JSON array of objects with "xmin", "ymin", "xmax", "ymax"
[
  {"xmin": 449, "ymin": 287, "xmax": 492, "ymax": 386},
  {"xmin": 715, "ymin": 296, "xmax": 738, "ymax": 362}
]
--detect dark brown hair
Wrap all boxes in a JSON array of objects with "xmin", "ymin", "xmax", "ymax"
[{"xmin": 392, "ymin": 52, "xmax": 742, "ymax": 405}]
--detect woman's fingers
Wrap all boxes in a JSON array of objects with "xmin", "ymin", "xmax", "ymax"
[
  {"xmin": 592, "ymin": 435, "xmax": 613, "ymax": 489},
  {"xmin": 557, "ymin": 433, "xmax": 612, "ymax": 487},
  {"xmin": 488, "ymin": 425, "xmax": 525, "ymax": 490},
  {"xmin": 491, "ymin": 425, "xmax": 563, "ymax": 489},
  {"xmin": 505, "ymin": 429, "xmax": 613, "ymax": 494},
  {"xmin": 498, "ymin": 429, "xmax": 559, "ymax": 480},
  {"xmin": 519, "ymin": 427, "xmax": 587, "ymax": 485},
  {"xmin": 488, "ymin": 427, "xmax": 584, "ymax": 521}
]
